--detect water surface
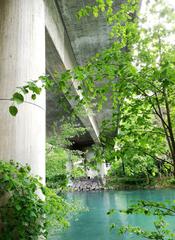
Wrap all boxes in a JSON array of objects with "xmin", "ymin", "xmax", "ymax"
[{"xmin": 49, "ymin": 189, "xmax": 175, "ymax": 240}]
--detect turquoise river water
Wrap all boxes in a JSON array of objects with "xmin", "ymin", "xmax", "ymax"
[{"xmin": 49, "ymin": 189, "xmax": 175, "ymax": 240}]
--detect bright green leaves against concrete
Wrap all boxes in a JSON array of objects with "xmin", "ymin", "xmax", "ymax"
[
  {"xmin": 9, "ymin": 105, "xmax": 18, "ymax": 116},
  {"xmin": 6, "ymin": 0, "xmax": 175, "ymax": 239},
  {"xmin": 12, "ymin": 92, "xmax": 24, "ymax": 104},
  {"xmin": 8, "ymin": 0, "xmax": 175, "ymax": 178},
  {"xmin": 74, "ymin": 0, "xmax": 175, "ymax": 178},
  {"xmin": 77, "ymin": 0, "xmax": 114, "ymax": 19},
  {"xmin": 8, "ymin": 0, "xmax": 175, "ymax": 177},
  {"xmin": 9, "ymin": 76, "xmax": 52, "ymax": 116},
  {"xmin": 9, "ymin": 92, "xmax": 24, "ymax": 116}
]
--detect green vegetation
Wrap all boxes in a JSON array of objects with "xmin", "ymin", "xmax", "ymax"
[
  {"xmin": 0, "ymin": 121, "xmax": 87, "ymax": 239},
  {"xmin": 0, "ymin": 160, "xmax": 78, "ymax": 240},
  {"xmin": 7, "ymin": 0, "xmax": 175, "ymax": 239},
  {"xmin": 75, "ymin": 0, "xmax": 175, "ymax": 180},
  {"xmin": 119, "ymin": 200, "xmax": 175, "ymax": 239},
  {"xmin": 106, "ymin": 174, "xmax": 175, "ymax": 190},
  {"xmin": 108, "ymin": 200, "xmax": 175, "ymax": 239},
  {"xmin": 46, "ymin": 121, "xmax": 86, "ymax": 191},
  {"xmin": 10, "ymin": 0, "xmax": 175, "ymax": 180},
  {"xmin": 46, "ymin": 145, "xmax": 68, "ymax": 190},
  {"xmin": 76, "ymin": 0, "xmax": 175, "ymax": 238}
]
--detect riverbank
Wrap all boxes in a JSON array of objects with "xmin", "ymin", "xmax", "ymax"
[
  {"xmin": 70, "ymin": 177, "xmax": 104, "ymax": 191},
  {"xmin": 105, "ymin": 176, "xmax": 175, "ymax": 191},
  {"xmin": 67, "ymin": 176, "xmax": 175, "ymax": 192}
]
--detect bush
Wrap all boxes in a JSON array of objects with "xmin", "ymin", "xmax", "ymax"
[
  {"xmin": 46, "ymin": 146, "xmax": 68, "ymax": 191},
  {"xmin": 0, "ymin": 160, "xmax": 77, "ymax": 240},
  {"xmin": 46, "ymin": 173, "xmax": 68, "ymax": 190}
]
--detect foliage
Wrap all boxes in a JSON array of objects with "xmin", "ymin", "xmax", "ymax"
[
  {"xmin": 0, "ymin": 160, "xmax": 45, "ymax": 239},
  {"xmin": 6, "ymin": 1, "xmax": 175, "ymax": 239},
  {"xmin": 7, "ymin": 1, "xmax": 175, "ymax": 240},
  {"xmin": 10, "ymin": 0, "xmax": 175, "ymax": 178},
  {"xmin": 107, "ymin": 155, "xmax": 159, "ymax": 180},
  {"xmin": 44, "ymin": 187, "xmax": 82, "ymax": 236},
  {"xmin": 74, "ymin": 0, "xmax": 175, "ymax": 177},
  {"xmin": 46, "ymin": 122, "xmax": 86, "ymax": 190},
  {"xmin": 118, "ymin": 200, "xmax": 175, "ymax": 239},
  {"xmin": 107, "ymin": 200, "xmax": 175, "ymax": 239},
  {"xmin": 0, "ymin": 160, "xmax": 78, "ymax": 240},
  {"xmin": 49, "ymin": 122, "xmax": 86, "ymax": 148},
  {"xmin": 46, "ymin": 146, "xmax": 68, "ymax": 190},
  {"xmin": 9, "ymin": 76, "xmax": 52, "ymax": 116}
]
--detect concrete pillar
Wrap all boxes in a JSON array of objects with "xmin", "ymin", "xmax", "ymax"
[
  {"xmin": 97, "ymin": 162, "xmax": 107, "ymax": 185},
  {"xmin": 0, "ymin": 0, "xmax": 45, "ymax": 182},
  {"xmin": 85, "ymin": 147, "xmax": 107, "ymax": 183},
  {"xmin": 66, "ymin": 151, "xmax": 73, "ymax": 186},
  {"xmin": 85, "ymin": 149, "xmax": 98, "ymax": 178}
]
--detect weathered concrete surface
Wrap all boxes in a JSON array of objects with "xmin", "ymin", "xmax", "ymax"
[
  {"xmin": 85, "ymin": 147, "xmax": 107, "ymax": 183},
  {"xmin": 56, "ymin": 0, "xmax": 126, "ymax": 129},
  {"xmin": 0, "ymin": 0, "xmax": 45, "ymax": 182},
  {"xmin": 56, "ymin": 0, "xmax": 113, "ymax": 65},
  {"xmin": 45, "ymin": 0, "xmax": 100, "ymax": 144},
  {"xmin": 55, "ymin": 0, "xmax": 121, "ymax": 129},
  {"xmin": 45, "ymin": 0, "xmax": 124, "ymax": 149}
]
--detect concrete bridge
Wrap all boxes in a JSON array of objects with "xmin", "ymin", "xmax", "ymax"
[{"xmin": 0, "ymin": 0, "xmax": 113, "ymax": 182}]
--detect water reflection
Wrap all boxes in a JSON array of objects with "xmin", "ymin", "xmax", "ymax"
[{"xmin": 49, "ymin": 189, "xmax": 175, "ymax": 240}]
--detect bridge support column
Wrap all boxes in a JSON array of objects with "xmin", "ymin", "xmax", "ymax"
[
  {"xmin": 97, "ymin": 162, "xmax": 107, "ymax": 185},
  {"xmin": 0, "ymin": 0, "xmax": 46, "ymax": 182},
  {"xmin": 66, "ymin": 151, "xmax": 74, "ymax": 186},
  {"xmin": 85, "ymin": 148, "xmax": 107, "ymax": 184}
]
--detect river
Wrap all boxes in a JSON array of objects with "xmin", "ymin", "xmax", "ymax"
[{"xmin": 49, "ymin": 189, "xmax": 175, "ymax": 240}]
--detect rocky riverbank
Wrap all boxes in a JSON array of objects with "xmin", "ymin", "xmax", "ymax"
[{"xmin": 70, "ymin": 177, "xmax": 104, "ymax": 192}]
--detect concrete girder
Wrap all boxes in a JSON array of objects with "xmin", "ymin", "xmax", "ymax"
[{"xmin": 45, "ymin": 0, "xmax": 100, "ymax": 143}]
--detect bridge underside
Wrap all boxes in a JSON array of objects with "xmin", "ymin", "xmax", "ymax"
[
  {"xmin": 0, "ymin": 0, "xmax": 122, "ymax": 181},
  {"xmin": 46, "ymin": 0, "xmax": 119, "ymax": 148}
]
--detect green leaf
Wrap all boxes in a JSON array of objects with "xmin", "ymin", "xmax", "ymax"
[
  {"xmin": 107, "ymin": 209, "xmax": 116, "ymax": 215},
  {"xmin": 12, "ymin": 92, "xmax": 24, "ymax": 104},
  {"xmin": 110, "ymin": 223, "xmax": 116, "ymax": 230},
  {"xmin": 28, "ymin": 82, "xmax": 42, "ymax": 94},
  {"xmin": 15, "ymin": 204, "xmax": 22, "ymax": 211},
  {"xmin": 31, "ymin": 94, "xmax": 36, "ymax": 100},
  {"xmin": 9, "ymin": 106, "xmax": 18, "ymax": 116}
]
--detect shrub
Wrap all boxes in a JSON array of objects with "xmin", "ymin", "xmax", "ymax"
[{"xmin": 0, "ymin": 160, "xmax": 77, "ymax": 240}]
